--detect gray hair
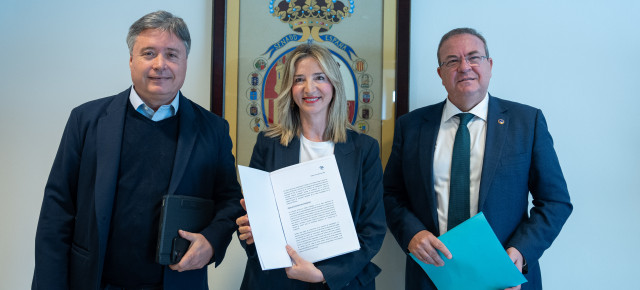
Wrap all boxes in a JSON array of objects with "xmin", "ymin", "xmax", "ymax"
[
  {"xmin": 437, "ymin": 27, "xmax": 489, "ymax": 65},
  {"xmin": 127, "ymin": 10, "xmax": 191, "ymax": 56}
]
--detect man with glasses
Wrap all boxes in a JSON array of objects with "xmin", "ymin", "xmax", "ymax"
[{"xmin": 384, "ymin": 28, "xmax": 572, "ymax": 289}]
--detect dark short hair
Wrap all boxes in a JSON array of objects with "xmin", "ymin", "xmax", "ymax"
[
  {"xmin": 127, "ymin": 10, "xmax": 191, "ymax": 56},
  {"xmin": 437, "ymin": 27, "xmax": 489, "ymax": 65}
]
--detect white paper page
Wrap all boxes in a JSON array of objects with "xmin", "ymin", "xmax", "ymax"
[
  {"xmin": 269, "ymin": 155, "xmax": 360, "ymax": 263},
  {"xmin": 238, "ymin": 165, "xmax": 292, "ymax": 270}
]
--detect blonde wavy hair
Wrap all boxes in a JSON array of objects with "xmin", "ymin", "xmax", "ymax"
[{"xmin": 265, "ymin": 44, "xmax": 354, "ymax": 146}]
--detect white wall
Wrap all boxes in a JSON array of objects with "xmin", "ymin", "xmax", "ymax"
[
  {"xmin": 408, "ymin": 1, "xmax": 640, "ymax": 288},
  {"xmin": 2, "ymin": 0, "xmax": 638, "ymax": 289},
  {"xmin": 0, "ymin": 1, "xmax": 248, "ymax": 289}
]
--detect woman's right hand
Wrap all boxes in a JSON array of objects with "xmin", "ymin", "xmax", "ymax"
[{"xmin": 236, "ymin": 199, "xmax": 254, "ymax": 244}]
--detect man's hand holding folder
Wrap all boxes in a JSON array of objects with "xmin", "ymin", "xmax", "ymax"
[
  {"xmin": 156, "ymin": 194, "xmax": 216, "ymax": 271},
  {"xmin": 408, "ymin": 230, "xmax": 453, "ymax": 267},
  {"xmin": 168, "ymin": 230, "xmax": 214, "ymax": 272},
  {"xmin": 408, "ymin": 213, "xmax": 527, "ymax": 290}
]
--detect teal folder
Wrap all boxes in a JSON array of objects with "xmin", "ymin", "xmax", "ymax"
[{"xmin": 409, "ymin": 212, "xmax": 527, "ymax": 289}]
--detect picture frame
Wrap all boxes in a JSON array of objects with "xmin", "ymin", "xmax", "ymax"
[{"xmin": 211, "ymin": 0, "xmax": 411, "ymax": 166}]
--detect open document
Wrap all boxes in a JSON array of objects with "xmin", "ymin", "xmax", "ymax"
[
  {"xmin": 409, "ymin": 212, "xmax": 527, "ymax": 289},
  {"xmin": 238, "ymin": 155, "xmax": 360, "ymax": 270}
]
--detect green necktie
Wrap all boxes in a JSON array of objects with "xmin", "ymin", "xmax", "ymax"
[{"xmin": 448, "ymin": 113, "xmax": 474, "ymax": 230}]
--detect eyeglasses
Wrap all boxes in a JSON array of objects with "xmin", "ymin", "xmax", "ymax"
[{"xmin": 439, "ymin": 55, "xmax": 488, "ymax": 69}]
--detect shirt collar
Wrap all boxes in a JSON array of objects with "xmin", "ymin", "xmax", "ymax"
[
  {"xmin": 442, "ymin": 92, "xmax": 489, "ymax": 123},
  {"xmin": 128, "ymin": 85, "xmax": 180, "ymax": 115}
]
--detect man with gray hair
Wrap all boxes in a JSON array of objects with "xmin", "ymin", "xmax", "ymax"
[{"xmin": 33, "ymin": 10, "xmax": 243, "ymax": 290}]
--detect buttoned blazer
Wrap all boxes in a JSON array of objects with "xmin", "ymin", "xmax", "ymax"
[
  {"xmin": 33, "ymin": 88, "xmax": 243, "ymax": 290},
  {"xmin": 383, "ymin": 95, "xmax": 572, "ymax": 290},
  {"xmin": 239, "ymin": 130, "xmax": 386, "ymax": 290}
]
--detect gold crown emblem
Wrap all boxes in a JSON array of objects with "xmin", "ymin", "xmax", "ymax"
[
  {"xmin": 292, "ymin": 17, "xmax": 333, "ymax": 31},
  {"xmin": 270, "ymin": 0, "xmax": 354, "ymax": 42}
]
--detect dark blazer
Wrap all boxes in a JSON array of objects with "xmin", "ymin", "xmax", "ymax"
[
  {"xmin": 33, "ymin": 88, "xmax": 243, "ymax": 290},
  {"xmin": 240, "ymin": 130, "xmax": 386, "ymax": 290},
  {"xmin": 383, "ymin": 95, "xmax": 572, "ymax": 290}
]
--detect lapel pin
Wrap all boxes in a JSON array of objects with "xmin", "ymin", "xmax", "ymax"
[{"xmin": 498, "ymin": 119, "xmax": 505, "ymax": 125}]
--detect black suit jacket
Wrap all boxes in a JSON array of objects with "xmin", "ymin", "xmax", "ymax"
[
  {"xmin": 33, "ymin": 88, "xmax": 243, "ymax": 290},
  {"xmin": 240, "ymin": 130, "xmax": 386, "ymax": 290},
  {"xmin": 384, "ymin": 95, "xmax": 573, "ymax": 289}
]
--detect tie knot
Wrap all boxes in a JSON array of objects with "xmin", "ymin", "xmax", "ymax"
[{"xmin": 457, "ymin": 113, "xmax": 474, "ymax": 126}]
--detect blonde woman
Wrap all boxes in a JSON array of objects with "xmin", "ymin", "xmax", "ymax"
[{"xmin": 236, "ymin": 44, "xmax": 385, "ymax": 290}]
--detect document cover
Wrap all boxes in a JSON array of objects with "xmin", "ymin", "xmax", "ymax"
[
  {"xmin": 238, "ymin": 155, "xmax": 360, "ymax": 270},
  {"xmin": 155, "ymin": 195, "xmax": 214, "ymax": 265}
]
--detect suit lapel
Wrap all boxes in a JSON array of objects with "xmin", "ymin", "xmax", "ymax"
[
  {"xmin": 334, "ymin": 132, "xmax": 356, "ymax": 204},
  {"xmin": 95, "ymin": 89, "xmax": 129, "ymax": 255},
  {"xmin": 168, "ymin": 93, "xmax": 198, "ymax": 195},
  {"xmin": 275, "ymin": 136, "xmax": 302, "ymax": 169},
  {"xmin": 419, "ymin": 102, "xmax": 445, "ymax": 229},
  {"xmin": 478, "ymin": 96, "xmax": 509, "ymax": 210}
]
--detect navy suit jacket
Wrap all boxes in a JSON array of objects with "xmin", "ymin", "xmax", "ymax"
[
  {"xmin": 33, "ymin": 88, "xmax": 244, "ymax": 290},
  {"xmin": 383, "ymin": 95, "xmax": 572, "ymax": 290},
  {"xmin": 239, "ymin": 130, "xmax": 386, "ymax": 290}
]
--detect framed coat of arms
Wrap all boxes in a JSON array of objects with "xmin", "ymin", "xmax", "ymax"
[{"xmin": 212, "ymin": 0, "xmax": 411, "ymax": 166}]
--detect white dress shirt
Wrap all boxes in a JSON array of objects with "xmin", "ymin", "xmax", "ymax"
[{"xmin": 434, "ymin": 94, "xmax": 488, "ymax": 235}]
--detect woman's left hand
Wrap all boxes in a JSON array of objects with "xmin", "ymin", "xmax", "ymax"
[
  {"xmin": 284, "ymin": 245, "xmax": 325, "ymax": 283},
  {"xmin": 236, "ymin": 199, "xmax": 254, "ymax": 244}
]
